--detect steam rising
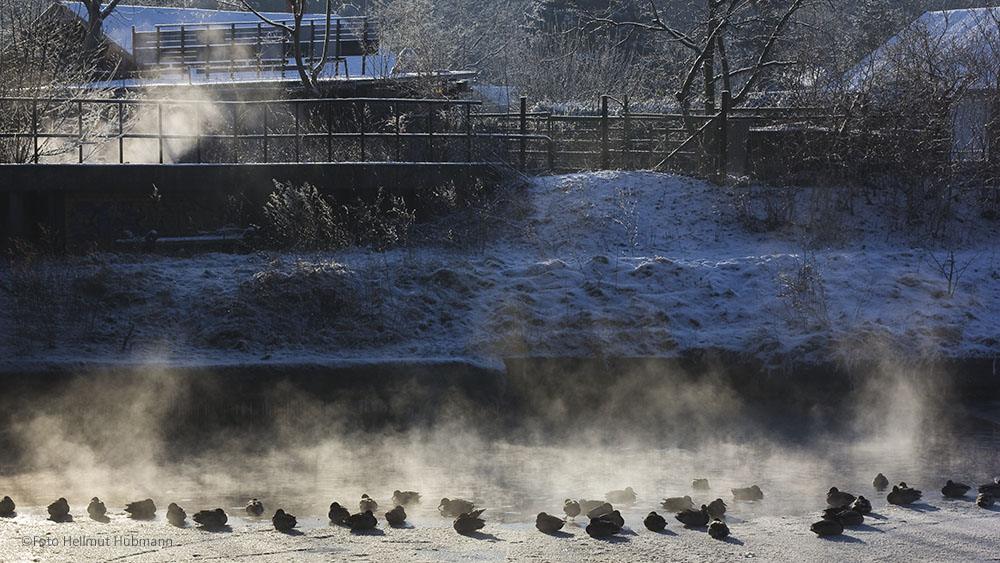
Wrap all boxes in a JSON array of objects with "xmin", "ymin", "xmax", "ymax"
[{"xmin": 2, "ymin": 356, "xmax": 994, "ymax": 522}]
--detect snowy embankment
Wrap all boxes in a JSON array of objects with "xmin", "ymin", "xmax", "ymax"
[{"xmin": 1, "ymin": 171, "xmax": 998, "ymax": 369}]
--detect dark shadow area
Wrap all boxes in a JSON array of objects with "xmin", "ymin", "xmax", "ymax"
[
  {"xmin": 541, "ymin": 530, "xmax": 573, "ymax": 538},
  {"xmin": 651, "ymin": 529, "xmax": 678, "ymax": 536},
  {"xmin": 198, "ymin": 525, "xmax": 233, "ymax": 533},
  {"xmin": 852, "ymin": 524, "xmax": 885, "ymax": 533},
  {"xmin": 900, "ymin": 503, "xmax": 940, "ymax": 513},
  {"xmin": 819, "ymin": 534, "xmax": 863, "ymax": 544},
  {"xmin": 279, "ymin": 528, "xmax": 304, "ymax": 536},
  {"xmin": 90, "ymin": 515, "xmax": 111, "ymax": 523},
  {"xmin": 48, "ymin": 515, "xmax": 73, "ymax": 523},
  {"xmin": 350, "ymin": 528, "xmax": 385, "ymax": 536},
  {"xmin": 590, "ymin": 535, "xmax": 630, "ymax": 543},
  {"xmin": 866, "ymin": 512, "xmax": 887, "ymax": 520},
  {"xmin": 721, "ymin": 536, "xmax": 744, "ymax": 545},
  {"xmin": 464, "ymin": 532, "xmax": 502, "ymax": 542}
]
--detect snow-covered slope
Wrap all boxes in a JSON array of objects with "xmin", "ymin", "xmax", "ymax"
[{"xmin": 2, "ymin": 171, "xmax": 998, "ymax": 369}]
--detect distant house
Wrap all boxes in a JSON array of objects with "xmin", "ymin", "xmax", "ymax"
[
  {"xmin": 33, "ymin": 1, "xmax": 390, "ymax": 89},
  {"xmin": 846, "ymin": 8, "xmax": 1000, "ymax": 161}
]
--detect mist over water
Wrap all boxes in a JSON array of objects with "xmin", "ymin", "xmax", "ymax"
[{"xmin": 0, "ymin": 358, "xmax": 997, "ymax": 527}]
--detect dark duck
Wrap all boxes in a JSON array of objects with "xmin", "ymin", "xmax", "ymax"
[
  {"xmin": 328, "ymin": 502, "xmax": 350, "ymax": 525},
  {"xmin": 193, "ymin": 508, "xmax": 228, "ymax": 528},
  {"xmin": 392, "ymin": 490, "xmax": 421, "ymax": 506},
  {"xmin": 707, "ymin": 498, "xmax": 727, "ymax": 519},
  {"xmin": 0, "ymin": 496, "xmax": 14, "ymax": 517},
  {"xmin": 453, "ymin": 509, "xmax": 486, "ymax": 535},
  {"xmin": 661, "ymin": 495, "xmax": 694, "ymax": 512},
  {"xmin": 732, "ymin": 485, "xmax": 764, "ymax": 501},
  {"xmin": 810, "ymin": 518, "xmax": 843, "ymax": 536},
  {"xmin": 48, "ymin": 498, "xmax": 70, "ymax": 521},
  {"xmin": 563, "ymin": 499, "xmax": 581, "ymax": 519},
  {"xmin": 385, "ymin": 505, "xmax": 407, "ymax": 527},
  {"xmin": 826, "ymin": 487, "xmax": 856, "ymax": 508},
  {"xmin": 643, "ymin": 511, "xmax": 667, "ymax": 532},
  {"xmin": 941, "ymin": 480, "xmax": 971, "ymax": 498},
  {"xmin": 87, "ymin": 497, "xmax": 107, "ymax": 521},
  {"xmin": 359, "ymin": 494, "xmax": 378, "ymax": 513},
  {"xmin": 535, "ymin": 512, "xmax": 564, "ymax": 533},
  {"xmin": 708, "ymin": 518, "xmax": 730, "ymax": 539},
  {"xmin": 675, "ymin": 505, "xmax": 710, "ymax": 527},
  {"xmin": 873, "ymin": 473, "xmax": 889, "ymax": 491},
  {"xmin": 125, "ymin": 499, "xmax": 156, "ymax": 519},
  {"xmin": 347, "ymin": 510, "xmax": 378, "ymax": 531},
  {"xmin": 586, "ymin": 513, "xmax": 623, "ymax": 538},
  {"xmin": 851, "ymin": 496, "xmax": 872, "ymax": 514},
  {"xmin": 439, "ymin": 498, "xmax": 475, "ymax": 518},
  {"xmin": 887, "ymin": 483, "xmax": 922, "ymax": 505},
  {"xmin": 272, "ymin": 509, "xmax": 297, "ymax": 531},
  {"xmin": 167, "ymin": 503, "xmax": 186, "ymax": 527}
]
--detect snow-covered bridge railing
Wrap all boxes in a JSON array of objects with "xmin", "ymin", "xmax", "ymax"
[
  {"xmin": 131, "ymin": 16, "xmax": 378, "ymax": 78},
  {"xmin": 0, "ymin": 96, "xmax": 552, "ymax": 166}
]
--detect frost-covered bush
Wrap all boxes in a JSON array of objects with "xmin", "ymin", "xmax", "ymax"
[{"xmin": 259, "ymin": 180, "xmax": 342, "ymax": 250}]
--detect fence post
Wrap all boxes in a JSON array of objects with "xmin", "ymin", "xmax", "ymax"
[
  {"xmin": 32, "ymin": 98, "xmax": 38, "ymax": 163},
  {"xmin": 465, "ymin": 102, "xmax": 473, "ymax": 162},
  {"xmin": 546, "ymin": 112, "xmax": 554, "ymax": 171},
  {"xmin": 519, "ymin": 96, "xmax": 527, "ymax": 171},
  {"xmin": 427, "ymin": 101, "xmax": 433, "ymax": 162},
  {"xmin": 326, "ymin": 101, "xmax": 333, "ymax": 162},
  {"xmin": 118, "ymin": 100, "xmax": 124, "ymax": 164},
  {"xmin": 600, "ymin": 95, "xmax": 609, "ymax": 170},
  {"xmin": 294, "ymin": 101, "xmax": 301, "ymax": 162},
  {"xmin": 359, "ymin": 101, "xmax": 366, "ymax": 161},
  {"xmin": 232, "ymin": 103, "xmax": 239, "ymax": 163},
  {"xmin": 157, "ymin": 102, "xmax": 163, "ymax": 164},
  {"xmin": 263, "ymin": 102, "xmax": 269, "ymax": 163},
  {"xmin": 394, "ymin": 101, "xmax": 401, "ymax": 161},
  {"xmin": 718, "ymin": 89, "xmax": 730, "ymax": 180},
  {"xmin": 78, "ymin": 100, "xmax": 84, "ymax": 163},
  {"xmin": 623, "ymin": 95, "xmax": 632, "ymax": 170},
  {"xmin": 195, "ymin": 102, "xmax": 202, "ymax": 163}
]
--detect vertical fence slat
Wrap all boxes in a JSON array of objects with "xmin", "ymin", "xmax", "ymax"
[
  {"xmin": 427, "ymin": 101, "xmax": 433, "ymax": 162},
  {"xmin": 263, "ymin": 103, "xmax": 269, "ymax": 163},
  {"xmin": 600, "ymin": 95, "xmax": 609, "ymax": 170},
  {"xmin": 326, "ymin": 101, "xmax": 332, "ymax": 162},
  {"xmin": 394, "ymin": 101, "xmax": 401, "ymax": 162},
  {"xmin": 157, "ymin": 102, "xmax": 163, "ymax": 164},
  {"xmin": 78, "ymin": 100, "xmax": 84, "ymax": 163},
  {"xmin": 118, "ymin": 100, "xmax": 124, "ymax": 164},
  {"xmin": 465, "ymin": 103, "xmax": 473, "ymax": 163},
  {"xmin": 195, "ymin": 102, "xmax": 202, "ymax": 164},
  {"xmin": 232, "ymin": 103, "xmax": 239, "ymax": 163},
  {"xmin": 359, "ymin": 102, "xmax": 366, "ymax": 161},
  {"xmin": 31, "ymin": 98, "xmax": 38, "ymax": 163},
  {"xmin": 295, "ymin": 101, "xmax": 301, "ymax": 162}
]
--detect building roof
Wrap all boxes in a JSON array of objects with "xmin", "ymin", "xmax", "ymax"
[{"xmin": 846, "ymin": 7, "xmax": 1000, "ymax": 90}]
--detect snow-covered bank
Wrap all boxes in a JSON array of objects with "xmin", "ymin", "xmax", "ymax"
[{"xmin": 1, "ymin": 171, "xmax": 998, "ymax": 369}]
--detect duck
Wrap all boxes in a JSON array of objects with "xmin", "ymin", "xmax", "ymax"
[
  {"xmin": 392, "ymin": 490, "xmax": 421, "ymax": 506},
  {"xmin": 692, "ymin": 478, "xmax": 710, "ymax": 490},
  {"xmin": 272, "ymin": 508, "xmax": 297, "ymax": 531},
  {"xmin": 887, "ymin": 483, "xmax": 922, "ymax": 505},
  {"xmin": 823, "ymin": 507, "xmax": 863, "ymax": 526},
  {"xmin": 826, "ymin": 487, "xmax": 856, "ymax": 508},
  {"xmin": 873, "ymin": 473, "xmax": 889, "ymax": 491},
  {"xmin": 453, "ymin": 509, "xmax": 486, "ymax": 535},
  {"xmin": 385, "ymin": 505, "xmax": 407, "ymax": 527},
  {"xmin": 0, "ymin": 496, "xmax": 15, "ymax": 516},
  {"xmin": 851, "ymin": 496, "xmax": 872, "ymax": 515},
  {"xmin": 810, "ymin": 518, "xmax": 843, "ymax": 536},
  {"xmin": 643, "ymin": 511, "xmax": 666, "ymax": 532},
  {"xmin": 675, "ymin": 504, "xmax": 710, "ymax": 527},
  {"xmin": 48, "ymin": 498, "xmax": 70, "ymax": 521},
  {"xmin": 578, "ymin": 499, "xmax": 606, "ymax": 514},
  {"xmin": 439, "ymin": 498, "xmax": 475, "ymax": 518},
  {"xmin": 125, "ymin": 498, "xmax": 156, "ymax": 519},
  {"xmin": 707, "ymin": 498, "xmax": 727, "ymax": 519},
  {"xmin": 87, "ymin": 497, "xmax": 107, "ymax": 520},
  {"xmin": 661, "ymin": 495, "xmax": 694, "ymax": 512},
  {"xmin": 708, "ymin": 518, "xmax": 730, "ymax": 539},
  {"xmin": 359, "ymin": 494, "xmax": 378, "ymax": 513},
  {"xmin": 603, "ymin": 510, "xmax": 625, "ymax": 528},
  {"xmin": 732, "ymin": 485, "xmax": 764, "ymax": 501},
  {"xmin": 193, "ymin": 508, "xmax": 228, "ymax": 528},
  {"xmin": 535, "ymin": 512, "xmax": 564, "ymax": 533},
  {"xmin": 586, "ymin": 502, "xmax": 614, "ymax": 519},
  {"xmin": 976, "ymin": 492, "xmax": 995, "ymax": 508},
  {"xmin": 586, "ymin": 513, "xmax": 623, "ymax": 537},
  {"xmin": 328, "ymin": 502, "xmax": 350, "ymax": 525},
  {"xmin": 246, "ymin": 498, "xmax": 264, "ymax": 516},
  {"xmin": 605, "ymin": 487, "xmax": 636, "ymax": 505},
  {"xmin": 977, "ymin": 478, "xmax": 1000, "ymax": 496},
  {"xmin": 941, "ymin": 480, "xmax": 971, "ymax": 498},
  {"xmin": 346, "ymin": 510, "xmax": 378, "ymax": 531},
  {"xmin": 167, "ymin": 503, "xmax": 186, "ymax": 526},
  {"xmin": 563, "ymin": 499, "xmax": 581, "ymax": 519}
]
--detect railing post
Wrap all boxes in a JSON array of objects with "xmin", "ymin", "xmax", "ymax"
[
  {"xmin": 78, "ymin": 100, "xmax": 84, "ymax": 163},
  {"xmin": 118, "ymin": 100, "xmax": 124, "ymax": 164},
  {"xmin": 326, "ymin": 101, "xmax": 333, "ymax": 162},
  {"xmin": 547, "ymin": 112, "xmax": 554, "ymax": 171},
  {"xmin": 519, "ymin": 96, "xmax": 527, "ymax": 171},
  {"xmin": 427, "ymin": 101, "xmax": 433, "ymax": 162},
  {"xmin": 31, "ymin": 98, "xmax": 38, "ymax": 163},
  {"xmin": 257, "ymin": 22, "xmax": 262, "ymax": 79},
  {"xmin": 600, "ymin": 95, "xmax": 609, "ymax": 170},
  {"xmin": 394, "ymin": 101, "xmax": 401, "ymax": 162},
  {"xmin": 157, "ymin": 102, "xmax": 163, "ymax": 164},
  {"xmin": 294, "ymin": 101, "xmax": 301, "ymax": 162},
  {"xmin": 361, "ymin": 18, "xmax": 368, "ymax": 75},
  {"xmin": 623, "ymin": 94, "xmax": 631, "ymax": 170},
  {"xmin": 718, "ymin": 89, "xmax": 730, "ymax": 180},
  {"xmin": 465, "ymin": 102, "xmax": 473, "ymax": 163},
  {"xmin": 232, "ymin": 103, "xmax": 239, "ymax": 163},
  {"xmin": 359, "ymin": 101, "xmax": 366, "ymax": 161},
  {"xmin": 206, "ymin": 26, "xmax": 212, "ymax": 79},
  {"xmin": 195, "ymin": 102, "xmax": 202, "ymax": 163},
  {"xmin": 229, "ymin": 23, "xmax": 236, "ymax": 78},
  {"xmin": 263, "ymin": 103, "xmax": 269, "ymax": 163}
]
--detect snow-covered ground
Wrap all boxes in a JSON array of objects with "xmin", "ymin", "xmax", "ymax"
[{"xmin": 2, "ymin": 171, "xmax": 998, "ymax": 369}]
